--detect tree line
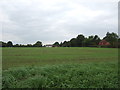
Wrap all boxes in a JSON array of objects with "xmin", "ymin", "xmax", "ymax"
[
  {"xmin": 53, "ymin": 32, "xmax": 120, "ymax": 48},
  {"xmin": 1, "ymin": 41, "xmax": 42, "ymax": 47},
  {"xmin": 0, "ymin": 32, "xmax": 120, "ymax": 48}
]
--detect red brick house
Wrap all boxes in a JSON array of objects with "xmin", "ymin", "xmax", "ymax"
[{"xmin": 99, "ymin": 40, "xmax": 110, "ymax": 46}]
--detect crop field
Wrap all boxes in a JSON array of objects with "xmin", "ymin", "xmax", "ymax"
[
  {"xmin": 2, "ymin": 47, "xmax": 118, "ymax": 88},
  {"xmin": 2, "ymin": 47, "xmax": 118, "ymax": 69}
]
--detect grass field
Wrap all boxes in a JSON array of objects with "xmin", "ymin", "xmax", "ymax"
[
  {"xmin": 2, "ymin": 47, "xmax": 118, "ymax": 69},
  {"xmin": 2, "ymin": 47, "xmax": 118, "ymax": 88}
]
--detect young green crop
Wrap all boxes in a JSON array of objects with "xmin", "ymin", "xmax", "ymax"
[
  {"xmin": 2, "ymin": 47, "xmax": 118, "ymax": 88},
  {"xmin": 2, "ymin": 62, "xmax": 118, "ymax": 88},
  {"xmin": 2, "ymin": 47, "xmax": 118, "ymax": 69}
]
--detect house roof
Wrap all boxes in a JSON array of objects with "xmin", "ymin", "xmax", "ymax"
[{"xmin": 99, "ymin": 40, "xmax": 110, "ymax": 46}]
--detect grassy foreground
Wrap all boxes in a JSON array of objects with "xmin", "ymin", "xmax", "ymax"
[
  {"xmin": 2, "ymin": 47, "xmax": 118, "ymax": 88},
  {"xmin": 2, "ymin": 62, "xmax": 118, "ymax": 88}
]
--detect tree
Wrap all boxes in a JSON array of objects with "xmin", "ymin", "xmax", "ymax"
[
  {"xmin": 33, "ymin": 41, "xmax": 42, "ymax": 47},
  {"xmin": 92, "ymin": 35, "xmax": 101, "ymax": 45},
  {"xmin": 103, "ymin": 32, "xmax": 119, "ymax": 47},
  {"xmin": 53, "ymin": 42, "xmax": 59, "ymax": 47},
  {"xmin": 59, "ymin": 42, "xmax": 63, "ymax": 47},
  {"xmin": 14, "ymin": 44, "xmax": 20, "ymax": 47},
  {"xmin": 27, "ymin": 44, "xmax": 33, "ymax": 47},
  {"xmin": 86, "ymin": 36, "xmax": 94, "ymax": 47},
  {"xmin": 61, "ymin": 41, "xmax": 68, "ymax": 47},
  {"xmin": 70, "ymin": 38, "xmax": 78, "ymax": 47},
  {"xmin": 118, "ymin": 38, "xmax": 120, "ymax": 48},
  {"xmin": 76, "ymin": 34, "xmax": 85, "ymax": 47},
  {"xmin": 6, "ymin": 41, "xmax": 13, "ymax": 47},
  {"xmin": 83, "ymin": 35, "xmax": 101, "ymax": 47},
  {"xmin": 1, "ymin": 42, "xmax": 7, "ymax": 47}
]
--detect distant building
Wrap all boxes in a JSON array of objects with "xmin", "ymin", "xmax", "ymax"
[
  {"xmin": 99, "ymin": 40, "xmax": 110, "ymax": 46},
  {"xmin": 45, "ymin": 44, "xmax": 53, "ymax": 47},
  {"xmin": 44, "ymin": 44, "xmax": 59, "ymax": 47}
]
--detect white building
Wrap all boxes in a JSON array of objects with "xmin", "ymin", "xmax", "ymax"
[{"xmin": 45, "ymin": 44, "xmax": 53, "ymax": 47}]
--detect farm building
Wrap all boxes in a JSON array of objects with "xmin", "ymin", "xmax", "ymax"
[
  {"xmin": 45, "ymin": 44, "xmax": 53, "ymax": 47},
  {"xmin": 44, "ymin": 44, "xmax": 59, "ymax": 47},
  {"xmin": 99, "ymin": 40, "xmax": 110, "ymax": 46}
]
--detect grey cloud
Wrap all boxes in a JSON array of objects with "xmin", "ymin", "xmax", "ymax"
[{"xmin": 0, "ymin": 0, "xmax": 118, "ymax": 44}]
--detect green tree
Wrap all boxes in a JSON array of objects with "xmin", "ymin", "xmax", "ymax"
[
  {"xmin": 14, "ymin": 44, "xmax": 20, "ymax": 47},
  {"xmin": 53, "ymin": 42, "xmax": 59, "ymax": 47},
  {"xmin": 70, "ymin": 38, "xmax": 77, "ymax": 47},
  {"xmin": 33, "ymin": 41, "xmax": 42, "ymax": 47},
  {"xmin": 87, "ymin": 36, "xmax": 94, "ymax": 47},
  {"xmin": 61, "ymin": 41, "xmax": 68, "ymax": 47},
  {"xmin": 76, "ymin": 34, "xmax": 85, "ymax": 47},
  {"xmin": 118, "ymin": 38, "xmax": 120, "ymax": 48},
  {"xmin": 83, "ymin": 35, "xmax": 101, "ymax": 47},
  {"xmin": 59, "ymin": 42, "xmax": 63, "ymax": 47},
  {"xmin": 103, "ymin": 32, "xmax": 119, "ymax": 47},
  {"xmin": 1, "ymin": 42, "xmax": 7, "ymax": 47},
  {"xmin": 92, "ymin": 35, "xmax": 101, "ymax": 46},
  {"xmin": 27, "ymin": 44, "xmax": 33, "ymax": 47},
  {"xmin": 6, "ymin": 41, "xmax": 13, "ymax": 47}
]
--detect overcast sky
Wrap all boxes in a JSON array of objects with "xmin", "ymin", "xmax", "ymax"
[{"xmin": 0, "ymin": 0, "xmax": 119, "ymax": 45}]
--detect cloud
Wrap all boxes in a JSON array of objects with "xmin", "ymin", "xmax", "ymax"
[{"xmin": 0, "ymin": 0, "xmax": 118, "ymax": 45}]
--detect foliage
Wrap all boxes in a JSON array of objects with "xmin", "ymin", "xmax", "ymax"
[
  {"xmin": 53, "ymin": 42, "xmax": 60, "ymax": 47},
  {"xmin": 33, "ymin": 41, "xmax": 42, "ymax": 47},
  {"xmin": 6, "ymin": 41, "xmax": 13, "ymax": 47},
  {"xmin": 1, "ymin": 32, "xmax": 119, "ymax": 48},
  {"xmin": 76, "ymin": 34, "xmax": 85, "ymax": 47},
  {"xmin": 103, "ymin": 32, "xmax": 119, "ymax": 48},
  {"xmin": 60, "ymin": 32, "xmax": 119, "ymax": 48}
]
